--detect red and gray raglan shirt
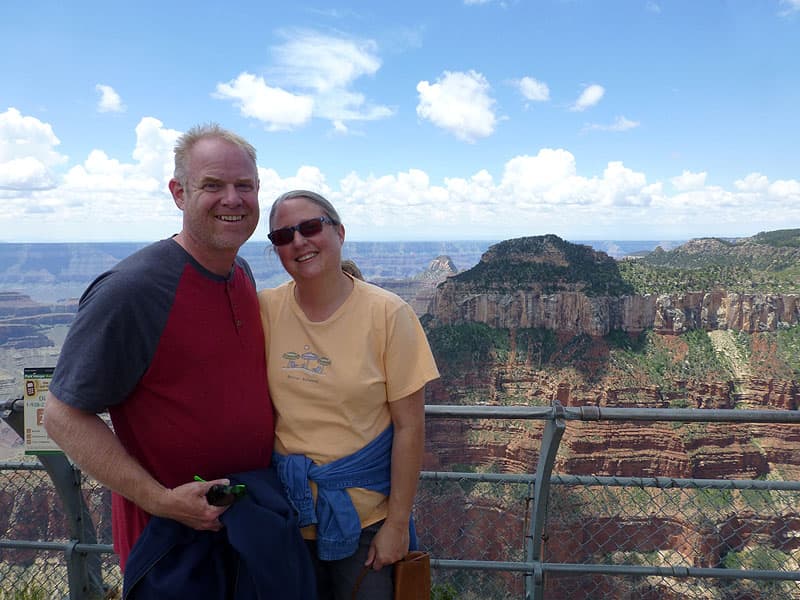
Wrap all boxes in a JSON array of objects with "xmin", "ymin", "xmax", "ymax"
[{"xmin": 49, "ymin": 238, "xmax": 275, "ymax": 569}]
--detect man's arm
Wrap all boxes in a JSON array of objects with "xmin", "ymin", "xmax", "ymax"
[
  {"xmin": 43, "ymin": 391, "xmax": 228, "ymax": 530},
  {"xmin": 367, "ymin": 386, "xmax": 426, "ymax": 569}
]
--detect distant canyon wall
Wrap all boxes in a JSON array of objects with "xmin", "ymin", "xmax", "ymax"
[{"xmin": 430, "ymin": 289, "xmax": 800, "ymax": 335}]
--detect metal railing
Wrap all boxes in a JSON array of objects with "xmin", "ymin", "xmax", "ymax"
[
  {"xmin": 2, "ymin": 398, "xmax": 800, "ymax": 599},
  {"xmin": 420, "ymin": 404, "xmax": 800, "ymax": 599}
]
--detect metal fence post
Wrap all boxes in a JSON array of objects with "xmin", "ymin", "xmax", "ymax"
[
  {"xmin": 2, "ymin": 397, "xmax": 107, "ymax": 599},
  {"xmin": 525, "ymin": 400, "xmax": 566, "ymax": 600}
]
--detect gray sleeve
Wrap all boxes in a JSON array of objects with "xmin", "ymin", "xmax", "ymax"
[{"xmin": 49, "ymin": 251, "xmax": 178, "ymax": 412}]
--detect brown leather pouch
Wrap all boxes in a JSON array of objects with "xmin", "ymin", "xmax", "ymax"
[{"xmin": 393, "ymin": 551, "xmax": 431, "ymax": 599}]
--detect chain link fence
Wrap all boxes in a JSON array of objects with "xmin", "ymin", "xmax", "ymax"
[
  {"xmin": 416, "ymin": 472, "xmax": 800, "ymax": 599},
  {"xmin": 0, "ymin": 457, "xmax": 121, "ymax": 600},
  {"xmin": 2, "ymin": 405, "xmax": 800, "ymax": 599},
  {"xmin": 417, "ymin": 473, "xmax": 531, "ymax": 598},
  {"xmin": 543, "ymin": 476, "xmax": 800, "ymax": 599},
  {"xmin": 417, "ymin": 407, "xmax": 800, "ymax": 600}
]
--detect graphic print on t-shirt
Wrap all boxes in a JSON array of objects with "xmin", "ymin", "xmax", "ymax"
[{"xmin": 281, "ymin": 344, "xmax": 332, "ymax": 375}]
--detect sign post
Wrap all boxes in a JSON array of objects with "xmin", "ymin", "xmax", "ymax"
[{"xmin": 23, "ymin": 367, "xmax": 61, "ymax": 454}]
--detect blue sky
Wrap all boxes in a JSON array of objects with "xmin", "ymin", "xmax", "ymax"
[{"xmin": 1, "ymin": 0, "xmax": 799, "ymax": 243}]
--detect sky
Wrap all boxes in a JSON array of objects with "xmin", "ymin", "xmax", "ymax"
[{"xmin": 1, "ymin": 0, "xmax": 799, "ymax": 244}]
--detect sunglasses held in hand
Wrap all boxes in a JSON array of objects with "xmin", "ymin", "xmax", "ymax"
[
  {"xmin": 194, "ymin": 475, "xmax": 247, "ymax": 506},
  {"xmin": 268, "ymin": 216, "xmax": 335, "ymax": 246}
]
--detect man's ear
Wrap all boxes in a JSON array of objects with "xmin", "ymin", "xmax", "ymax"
[
  {"xmin": 169, "ymin": 179, "xmax": 185, "ymax": 210},
  {"xmin": 337, "ymin": 223, "xmax": 346, "ymax": 245}
]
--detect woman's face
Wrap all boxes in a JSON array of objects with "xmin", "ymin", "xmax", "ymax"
[{"xmin": 270, "ymin": 196, "xmax": 344, "ymax": 282}]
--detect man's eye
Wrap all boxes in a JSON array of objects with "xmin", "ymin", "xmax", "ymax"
[
  {"xmin": 202, "ymin": 182, "xmax": 222, "ymax": 192},
  {"xmin": 236, "ymin": 183, "xmax": 255, "ymax": 192}
]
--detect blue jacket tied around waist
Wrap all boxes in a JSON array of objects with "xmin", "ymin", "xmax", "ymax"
[
  {"xmin": 122, "ymin": 467, "xmax": 316, "ymax": 600},
  {"xmin": 273, "ymin": 424, "xmax": 417, "ymax": 561}
]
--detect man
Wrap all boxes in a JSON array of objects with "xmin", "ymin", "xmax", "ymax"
[{"xmin": 43, "ymin": 123, "xmax": 274, "ymax": 571}]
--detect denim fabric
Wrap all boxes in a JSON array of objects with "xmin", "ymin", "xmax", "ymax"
[{"xmin": 273, "ymin": 426, "xmax": 398, "ymax": 560}]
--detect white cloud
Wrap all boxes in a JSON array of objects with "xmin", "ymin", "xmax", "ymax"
[
  {"xmin": 0, "ymin": 113, "xmax": 185, "ymax": 241},
  {"xmin": 416, "ymin": 70, "xmax": 497, "ymax": 143},
  {"xmin": 258, "ymin": 165, "xmax": 331, "ymax": 205},
  {"xmin": 2, "ymin": 114, "xmax": 800, "ymax": 242},
  {"xmin": 131, "ymin": 117, "xmax": 181, "ymax": 183},
  {"xmin": 0, "ymin": 158, "xmax": 54, "ymax": 190},
  {"xmin": 501, "ymin": 149, "xmax": 578, "ymax": 197},
  {"xmin": 769, "ymin": 178, "xmax": 800, "ymax": 198},
  {"xmin": 732, "ymin": 174, "xmax": 800, "ymax": 201},
  {"xmin": 0, "ymin": 108, "xmax": 66, "ymax": 165},
  {"xmin": 570, "ymin": 84, "xmax": 605, "ymax": 112},
  {"xmin": 63, "ymin": 150, "xmax": 151, "ymax": 191},
  {"xmin": 216, "ymin": 31, "xmax": 393, "ymax": 131},
  {"xmin": 313, "ymin": 88, "xmax": 393, "ymax": 123},
  {"xmin": 735, "ymin": 173, "xmax": 769, "ymax": 192},
  {"xmin": 272, "ymin": 31, "xmax": 382, "ymax": 92},
  {"xmin": 338, "ymin": 169, "xmax": 450, "ymax": 228},
  {"xmin": 329, "ymin": 151, "xmax": 671, "ymax": 239},
  {"xmin": 671, "ymin": 170, "xmax": 707, "ymax": 191},
  {"xmin": 214, "ymin": 73, "xmax": 314, "ymax": 131},
  {"xmin": 0, "ymin": 107, "xmax": 67, "ymax": 191},
  {"xmin": 646, "ymin": 2, "xmax": 662, "ymax": 14},
  {"xmin": 583, "ymin": 116, "xmax": 640, "ymax": 132},
  {"xmin": 271, "ymin": 30, "xmax": 392, "ymax": 125},
  {"xmin": 517, "ymin": 76, "xmax": 550, "ymax": 102},
  {"xmin": 599, "ymin": 161, "xmax": 651, "ymax": 206},
  {"xmin": 95, "ymin": 84, "xmax": 125, "ymax": 113},
  {"xmin": 779, "ymin": 0, "xmax": 800, "ymax": 16}
]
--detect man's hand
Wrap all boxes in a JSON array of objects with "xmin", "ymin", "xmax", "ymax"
[{"xmin": 152, "ymin": 479, "xmax": 232, "ymax": 531}]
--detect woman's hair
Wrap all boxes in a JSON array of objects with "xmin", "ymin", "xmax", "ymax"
[
  {"xmin": 340, "ymin": 259, "xmax": 364, "ymax": 280},
  {"xmin": 269, "ymin": 190, "xmax": 341, "ymax": 230},
  {"xmin": 173, "ymin": 123, "xmax": 257, "ymax": 186}
]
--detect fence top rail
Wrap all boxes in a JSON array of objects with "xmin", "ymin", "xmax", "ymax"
[
  {"xmin": 553, "ymin": 474, "xmax": 800, "ymax": 491},
  {"xmin": 428, "ymin": 559, "xmax": 800, "ymax": 581},
  {"xmin": 0, "ymin": 397, "xmax": 23, "ymax": 413},
  {"xmin": 7, "ymin": 398, "xmax": 799, "ymax": 423},
  {"xmin": 0, "ymin": 539, "xmax": 115, "ymax": 554},
  {"xmin": 425, "ymin": 404, "xmax": 553, "ymax": 419},
  {"xmin": 425, "ymin": 403, "xmax": 800, "ymax": 424},
  {"xmin": 419, "ymin": 471, "xmax": 800, "ymax": 489},
  {"xmin": 570, "ymin": 405, "xmax": 800, "ymax": 423},
  {"xmin": 0, "ymin": 461, "xmax": 45, "ymax": 471}
]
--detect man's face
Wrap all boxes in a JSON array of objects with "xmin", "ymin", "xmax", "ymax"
[{"xmin": 171, "ymin": 137, "xmax": 260, "ymax": 255}]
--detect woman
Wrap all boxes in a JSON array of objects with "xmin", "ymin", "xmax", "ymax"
[{"xmin": 258, "ymin": 190, "xmax": 439, "ymax": 599}]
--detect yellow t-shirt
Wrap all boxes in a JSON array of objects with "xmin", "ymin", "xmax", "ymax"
[{"xmin": 258, "ymin": 276, "xmax": 440, "ymax": 535}]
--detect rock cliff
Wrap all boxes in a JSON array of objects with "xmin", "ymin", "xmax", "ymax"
[
  {"xmin": 416, "ymin": 234, "xmax": 800, "ymax": 597},
  {"xmin": 431, "ymin": 289, "xmax": 800, "ymax": 335},
  {"xmin": 2, "ymin": 235, "xmax": 799, "ymax": 599},
  {"xmin": 374, "ymin": 255, "xmax": 458, "ymax": 314},
  {"xmin": 429, "ymin": 237, "xmax": 800, "ymax": 334}
]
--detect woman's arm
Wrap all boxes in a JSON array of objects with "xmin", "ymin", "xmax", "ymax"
[{"xmin": 366, "ymin": 386, "xmax": 425, "ymax": 569}]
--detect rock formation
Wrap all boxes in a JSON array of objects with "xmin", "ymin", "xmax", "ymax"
[
  {"xmin": 2, "ymin": 234, "xmax": 799, "ymax": 599},
  {"xmin": 416, "ymin": 234, "xmax": 800, "ymax": 598},
  {"xmin": 372, "ymin": 254, "xmax": 458, "ymax": 315},
  {"xmin": 431, "ymin": 289, "xmax": 800, "ymax": 335},
  {"xmin": 429, "ymin": 237, "xmax": 800, "ymax": 335}
]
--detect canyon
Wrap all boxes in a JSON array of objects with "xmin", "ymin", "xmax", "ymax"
[
  {"xmin": 415, "ymin": 234, "xmax": 800, "ymax": 597},
  {"xmin": 1, "ymin": 234, "xmax": 799, "ymax": 598}
]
